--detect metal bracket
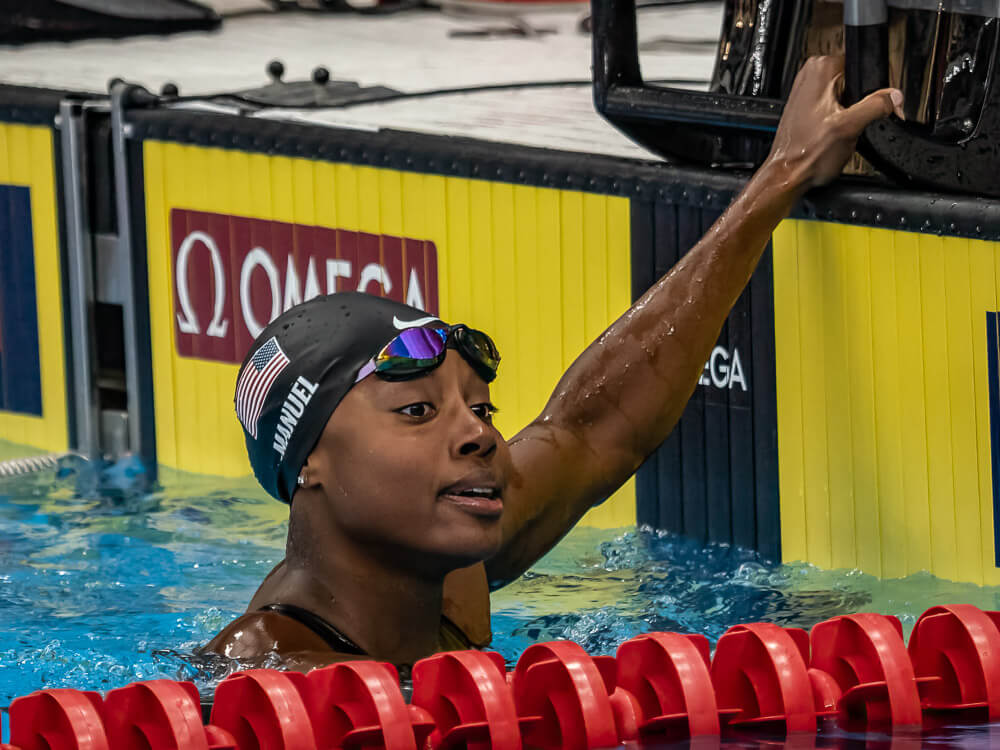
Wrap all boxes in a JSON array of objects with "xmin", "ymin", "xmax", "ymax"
[
  {"xmin": 58, "ymin": 98, "xmax": 101, "ymax": 460},
  {"xmin": 109, "ymin": 82, "xmax": 158, "ymax": 474}
]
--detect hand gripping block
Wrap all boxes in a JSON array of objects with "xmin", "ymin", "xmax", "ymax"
[
  {"xmin": 711, "ymin": 623, "xmax": 818, "ymax": 733},
  {"xmin": 511, "ymin": 640, "xmax": 621, "ymax": 749},
  {"xmin": 307, "ymin": 660, "xmax": 434, "ymax": 749},
  {"xmin": 908, "ymin": 604, "xmax": 1000, "ymax": 718},
  {"xmin": 102, "ymin": 680, "xmax": 236, "ymax": 749},
  {"xmin": 810, "ymin": 613, "xmax": 922, "ymax": 728},
  {"xmin": 9, "ymin": 689, "xmax": 109, "ymax": 750}
]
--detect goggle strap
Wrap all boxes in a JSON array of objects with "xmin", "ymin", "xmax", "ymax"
[{"xmin": 355, "ymin": 360, "xmax": 377, "ymax": 382}]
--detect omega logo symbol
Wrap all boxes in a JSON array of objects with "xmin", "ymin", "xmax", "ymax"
[{"xmin": 174, "ymin": 230, "xmax": 230, "ymax": 339}]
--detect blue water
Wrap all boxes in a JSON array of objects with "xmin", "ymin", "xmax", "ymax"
[{"xmin": 4, "ymin": 453, "xmax": 1000, "ymax": 747}]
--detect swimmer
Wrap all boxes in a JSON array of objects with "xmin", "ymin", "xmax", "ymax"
[{"xmin": 204, "ymin": 57, "xmax": 905, "ymax": 671}]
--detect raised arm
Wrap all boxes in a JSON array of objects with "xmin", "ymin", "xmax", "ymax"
[{"xmin": 487, "ymin": 57, "xmax": 904, "ymax": 587}]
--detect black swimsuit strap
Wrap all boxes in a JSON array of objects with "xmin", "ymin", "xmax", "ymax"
[{"xmin": 259, "ymin": 602, "xmax": 366, "ymax": 655}]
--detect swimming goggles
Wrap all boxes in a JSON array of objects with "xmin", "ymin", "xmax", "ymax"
[{"xmin": 354, "ymin": 325, "xmax": 501, "ymax": 384}]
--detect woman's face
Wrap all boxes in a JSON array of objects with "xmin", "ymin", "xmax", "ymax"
[{"xmin": 303, "ymin": 350, "xmax": 510, "ymax": 576}]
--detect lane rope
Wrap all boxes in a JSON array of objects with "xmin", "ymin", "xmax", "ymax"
[{"xmin": 0, "ymin": 453, "xmax": 70, "ymax": 478}]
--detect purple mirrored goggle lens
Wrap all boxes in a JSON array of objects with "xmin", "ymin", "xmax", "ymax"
[
  {"xmin": 354, "ymin": 327, "xmax": 449, "ymax": 382},
  {"xmin": 355, "ymin": 325, "xmax": 500, "ymax": 383},
  {"xmin": 380, "ymin": 327, "xmax": 449, "ymax": 362}
]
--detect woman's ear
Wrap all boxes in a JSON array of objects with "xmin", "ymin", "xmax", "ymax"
[{"xmin": 297, "ymin": 455, "xmax": 323, "ymax": 491}]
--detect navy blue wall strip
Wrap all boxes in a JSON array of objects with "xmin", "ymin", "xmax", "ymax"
[
  {"xmin": 631, "ymin": 197, "xmax": 780, "ymax": 560},
  {"xmin": 653, "ymin": 203, "xmax": 684, "ymax": 535},
  {"xmin": 700, "ymin": 204, "xmax": 731, "ymax": 547},
  {"xmin": 986, "ymin": 312, "xmax": 1000, "ymax": 567},
  {"xmin": 631, "ymin": 199, "xmax": 660, "ymax": 528},
  {"xmin": 0, "ymin": 184, "xmax": 42, "ymax": 417},
  {"xmin": 750, "ymin": 245, "xmax": 779, "ymax": 561},
  {"xmin": 727, "ymin": 246, "xmax": 755, "ymax": 552},
  {"xmin": 677, "ymin": 207, "xmax": 709, "ymax": 544}
]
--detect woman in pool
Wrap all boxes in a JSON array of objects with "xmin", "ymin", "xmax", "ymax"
[{"xmin": 205, "ymin": 57, "xmax": 904, "ymax": 670}]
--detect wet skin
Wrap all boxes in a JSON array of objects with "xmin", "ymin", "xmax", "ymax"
[{"xmin": 205, "ymin": 57, "xmax": 904, "ymax": 669}]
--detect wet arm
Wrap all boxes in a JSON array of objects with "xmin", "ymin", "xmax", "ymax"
[{"xmin": 487, "ymin": 57, "xmax": 903, "ymax": 586}]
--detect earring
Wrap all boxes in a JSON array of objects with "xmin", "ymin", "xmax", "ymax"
[{"xmin": 297, "ymin": 473, "xmax": 306, "ymax": 486}]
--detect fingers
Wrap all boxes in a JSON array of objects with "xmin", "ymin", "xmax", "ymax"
[
  {"xmin": 832, "ymin": 71, "xmax": 845, "ymax": 102},
  {"xmin": 839, "ymin": 87, "xmax": 903, "ymax": 135},
  {"xmin": 801, "ymin": 54, "xmax": 844, "ymax": 77}
]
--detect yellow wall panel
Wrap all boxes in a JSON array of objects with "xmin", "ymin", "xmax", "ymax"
[
  {"xmin": 142, "ymin": 142, "xmax": 634, "ymax": 527},
  {"xmin": 0, "ymin": 122, "xmax": 68, "ymax": 455},
  {"xmin": 774, "ymin": 220, "xmax": 1000, "ymax": 584},
  {"xmin": 773, "ymin": 222, "xmax": 807, "ymax": 564},
  {"xmin": 796, "ymin": 220, "xmax": 834, "ymax": 568},
  {"xmin": 821, "ymin": 221, "xmax": 854, "ymax": 571},
  {"xmin": 893, "ymin": 230, "xmax": 933, "ymax": 574},
  {"xmin": 920, "ymin": 234, "xmax": 960, "ymax": 581},
  {"xmin": 843, "ymin": 225, "xmax": 880, "ymax": 577},
  {"xmin": 868, "ymin": 229, "xmax": 905, "ymax": 579}
]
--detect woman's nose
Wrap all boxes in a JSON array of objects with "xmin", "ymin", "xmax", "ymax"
[{"xmin": 454, "ymin": 407, "xmax": 496, "ymax": 458}]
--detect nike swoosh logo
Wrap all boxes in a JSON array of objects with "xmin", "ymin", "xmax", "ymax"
[{"xmin": 392, "ymin": 315, "xmax": 441, "ymax": 330}]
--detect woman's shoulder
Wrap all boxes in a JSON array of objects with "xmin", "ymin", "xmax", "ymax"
[
  {"xmin": 203, "ymin": 561, "xmax": 493, "ymax": 667},
  {"xmin": 200, "ymin": 610, "xmax": 366, "ymax": 671},
  {"xmin": 441, "ymin": 562, "xmax": 492, "ymax": 648}
]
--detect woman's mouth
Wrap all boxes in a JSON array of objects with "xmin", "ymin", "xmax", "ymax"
[{"xmin": 438, "ymin": 483, "xmax": 503, "ymax": 517}]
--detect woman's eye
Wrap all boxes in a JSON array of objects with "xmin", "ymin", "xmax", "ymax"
[
  {"xmin": 397, "ymin": 402, "xmax": 434, "ymax": 419},
  {"xmin": 471, "ymin": 402, "xmax": 499, "ymax": 421}
]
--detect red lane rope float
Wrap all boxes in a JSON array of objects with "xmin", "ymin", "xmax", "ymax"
[
  {"xmin": 511, "ymin": 641, "xmax": 620, "ymax": 750},
  {"xmin": 8, "ymin": 604, "xmax": 1000, "ymax": 750},
  {"xmin": 614, "ymin": 632, "xmax": 720, "ymax": 739},
  {"xmin": 711, "ymin": 622, "xmax": 818, "ymax": 734},
  {"xmin": 8, "ymin": 688, "xmax": 109, "ymax": 750},
  {"xmin": 810, "ymin": 613, "xmax": 923, "ymax": 728},
  {"xmin": 306, "ymin": 661, "xmax": 433, "ymax": 749},
  {"xmin": 102, "ymin": 680, "xmax": 237, "ymax": 750},
  {"xmin": 210, "ymin": 669, "xmax": 317, "ymax": 749},
  {"xmin": 908, "ymin": 604, "xmax": 1000, "ymax": 718},
  {"xmin": 411, "ymin": 650, "xmax": 528, "ymax": 750}
]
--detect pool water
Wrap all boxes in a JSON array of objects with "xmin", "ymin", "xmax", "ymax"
[{"xmin": 3, "ymin": 453, "xmax": 1000, "ymax": 747}]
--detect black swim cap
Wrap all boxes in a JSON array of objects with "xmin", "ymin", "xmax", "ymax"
[{"xmin": 234, "ymin": 292, "xmax": 445, "ymax": 502}]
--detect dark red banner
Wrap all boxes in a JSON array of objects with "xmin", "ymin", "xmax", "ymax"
[{"xmin": 170, "ymin": 209, "xmax": 439, "ymax": 363}]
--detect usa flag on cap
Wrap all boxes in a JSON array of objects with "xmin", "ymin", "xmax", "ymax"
[{"xmin": 236, "ymin": 337, "xmax": 290, "ymax": 439}]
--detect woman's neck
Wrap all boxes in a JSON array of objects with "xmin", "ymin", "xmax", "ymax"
[{"xmin": 273, "ymin": 503, "xmax": 447, "ymax": 666}]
